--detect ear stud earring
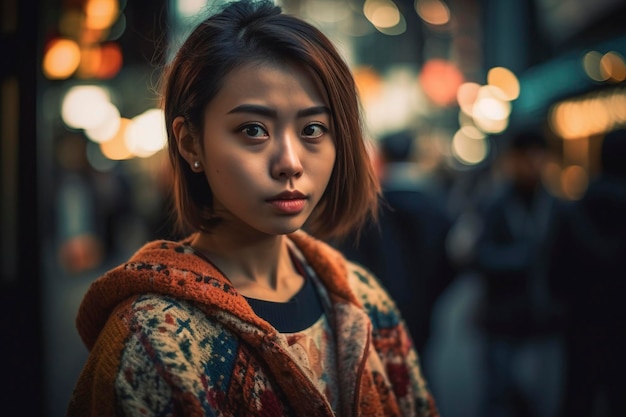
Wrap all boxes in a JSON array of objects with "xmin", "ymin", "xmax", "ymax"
[{"xmin": 193, "ymin": 161, "xmax": 201, "ymax": 169}]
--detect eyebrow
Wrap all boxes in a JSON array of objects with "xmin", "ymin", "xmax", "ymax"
[{"xmin": 227, "ymin": 104, "xmax": 330, "ymax": 118}]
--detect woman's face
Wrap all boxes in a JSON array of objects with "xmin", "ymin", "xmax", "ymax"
[{"xmin": 198, "ymin": 62, "xmax": 336, "ymax": 237}]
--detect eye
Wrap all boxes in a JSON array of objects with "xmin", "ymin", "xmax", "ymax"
[
  {"xmin": 302, "ymin": 123, "xmax": 327, "ymax": 139},
  {"xmin": 240, "ymin": 123, "xmax": 269, "ymax": 139}
]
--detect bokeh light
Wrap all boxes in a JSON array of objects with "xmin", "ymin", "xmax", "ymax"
[
  {"xmin": 549, "ymin": 86, "xmax": 626, "ymax": 140},
  {"xmin": 84, "ymin": 0, "xmax": 120, "ymax": 31},
  {"xmin": 100, "ymin": 118, "xmax": 134, "ymax": 160},
  {"xmin": 364, "ymin": 0, "xmax": 402, "ymax": 32},
  {"xmin": 420, "ymin": 59, "xmax": 464, "ymax": 106},
  {"xmin": 487, "ymin": 66, "xmax": 520, "ymax": 101},
  {"xmin": 457, "ymin": 82, "xmax": 481, "ymax": 115},
  {"xmin": 43, "ymin": 38, "xmax": 81, "ymax": 80},
  {"xmin": 176, "ymin": 0, "xmax": 209, "ymax": 18},
  {"xmin": 85, "ymin": 104, "xmax": 121, "ymax": 143},
  {"xmin": 600, "ymin": 51, "xmax": 626, "ymax": 83},
  {"xmin": 304, "ymin": 0, "xmax": 351, "ymax": 23},
  {"xmin": 61, "ymin": 85, "xmax": 112, "ymax": 130},
  {"xmin": 583, "ymin": 51, "xmax": 606, "ymax": 82},
  {"xmin": 452, "ymin": 126, "xmax": 489, "ymax": 165},
  {"xmin": 415, "ymin": 0, "xmax": 450, "ymax": 26},
  {"xmin": 76, "ymin": 43, "xmax": 123, "ymax": 79},
  {"xmin": 472, "ymin": 85, "xmax": 511, "ymax": 134},
  {"xmin": 353, "ymin": 66, "xmax": 384, "ymax": 103},
  {"xmin": 124, "ymin": 109, "xmax": 168, "ymax": 158},
  {"xmin": 561, "ymin": 164, "xmax": 588, "ymax": 200}
]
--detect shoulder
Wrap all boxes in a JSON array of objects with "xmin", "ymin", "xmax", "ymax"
[
  {"xmin": 344, "ymin": 260, "xmax": 383, "ymax": 292},
  {"xmin": 75, "ymin": 234, "xmax": 250, "ymax": 349},
  {"xmin": 344, "ymin": 261, "xmax": 403, "ymax": 329},
  {"xmin": 98, "ymin": 294, "xmax": 245, "ymax": 416},
  {"xmin": 109, "ymin": 293, "xmax": 241, "ymax": 386},
  {"xmin": 126, "ymin": 237, "xmax": 197, "ymax": 263},
  {"xmin": 288, "ymin": 231, "xmax": 402, "ymax": 328},
  {"xmin": 119, "ymin": 293, "xmax": 240, "ymax": 357},
  {"xmin": 117, "ymin": 294, "xmax": 239, "ymax": 381}
]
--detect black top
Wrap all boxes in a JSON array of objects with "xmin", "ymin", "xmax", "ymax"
[{"xmin": 245, "ymin": 253, "xmax": 324, "ymax": 333}]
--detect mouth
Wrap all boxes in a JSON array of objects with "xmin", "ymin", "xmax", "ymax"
[{"xmin": 266, "ymin": 191, "xmax": 308, "ymax": 214}]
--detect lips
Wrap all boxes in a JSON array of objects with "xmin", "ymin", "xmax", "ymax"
[{"xmin": 267, "ymin": 191, "xmax": 307, "ymax": 214}]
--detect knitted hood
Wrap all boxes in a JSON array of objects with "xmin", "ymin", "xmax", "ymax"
[{"xmin": 75, "ymin": 230, "xmax": 360, "ymax": 351}]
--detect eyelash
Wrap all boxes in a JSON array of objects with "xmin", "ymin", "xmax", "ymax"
[
  {"xmin": 240, "ymin": 123, "xmax": 268, "ymax": 139},
  {"xmin": 238, "ymin": 122, "xmax": 329, "ymax": 141},
  {"xmin": 302, "ymin": 123, "xmax": 328, "ymax": 139}
]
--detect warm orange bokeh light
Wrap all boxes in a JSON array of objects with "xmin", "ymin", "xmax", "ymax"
[
  {"xmin": 364, "ymin": 0, "xmax": 401, "ymax": 29},
  {"xmin": 58, "ymin": 234, "xmax": 104, "ymax": 274},
  {"xmin": 600, "ymin": 51, "xmax": 626, "ymax": 83},
  {"xmin": 415, "ymin": 0, "xmax": 450, "ymax": 26},
  {"xmin": 97, "ymin": 43, "xmax": 123, "ymax": 78},
  {"xmin": 561, "ymin": 164, "xmax": 588, "ymax": 200},
  {"xmin": 100, "ymin": 118, "xmax": 134, "ymax": 160},
  {"xmin": 550, "ymin": 88, "xmax": 626, "ymax": 140},
  {"xmin": 84, "ymin": 0, "xmax": 120, "ymax": 30},
  {"xmin": 353, "ymin": 66, "xmax": 383, "ymax": 103},
  {"xmin": 43, "ymin": 38, "xmax": 81, "ymax": 79},
  {"xmin": 487, "ymin": 66, "xmax": 520, "ymax": 101},
  {"xmin": 457, "ymin": 82, "xmax": 481, "ymax": 114},
  {"xmin": 76, "ymin": 42, "xmax": 123, "ymax": 79},
  {"xmin": 419, "ymin": 59, "xmax": 464, "ymax": 106}
]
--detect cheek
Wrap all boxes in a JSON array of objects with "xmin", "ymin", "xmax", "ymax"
[
  {"xmin": 205, "ymin": 153, "xmax": 263, "ymax": 193},
  {"xmin": 319, "ymin": 147, "xmax": 336, "ymax": 181}
]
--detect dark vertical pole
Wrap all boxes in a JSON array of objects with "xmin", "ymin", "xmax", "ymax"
[{"xmin": 0, "ymin": 0, "xmax": 43, "ymax": 414}]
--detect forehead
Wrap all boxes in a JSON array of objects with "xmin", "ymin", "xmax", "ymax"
[{"xmin": 209, "ymin": 61, "xmax": 328, "ymax": 110}]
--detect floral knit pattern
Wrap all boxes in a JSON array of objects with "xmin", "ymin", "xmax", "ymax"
[{"xmin": 284, "ymin": 315, "xmax": 340, "ymax": 412}]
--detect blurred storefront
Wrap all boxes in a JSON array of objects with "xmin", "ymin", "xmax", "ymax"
[{"xmin": 1, "ymin": 0, "xmax": 624, "ymax": 415}]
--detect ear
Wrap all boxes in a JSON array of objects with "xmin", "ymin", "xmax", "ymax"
[{"xmin": 173, "ymin": 116, "xmax": 203, "ymax": 172}]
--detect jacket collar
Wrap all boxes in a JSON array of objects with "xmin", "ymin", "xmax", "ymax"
[{"xmin": 76, "ymin": 230, "xmax": 361, "ymax": 350}]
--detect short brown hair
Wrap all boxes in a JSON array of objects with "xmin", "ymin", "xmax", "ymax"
[{"xmin": 160, "ymin": 0, "xmax": 379, "ymax": 240}]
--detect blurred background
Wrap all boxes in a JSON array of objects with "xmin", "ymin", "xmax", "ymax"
[{"xmin": 1, "ymin": 0, "xmax": 625, "ymax": 416}]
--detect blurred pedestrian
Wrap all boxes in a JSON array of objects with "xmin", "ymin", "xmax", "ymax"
[
  {"xmin": 337, "ymin": 129, "xmax": 455, "ymax": 357},
  {"xmin": 472, "ymin": 128, "xmax": 566, "ymax": 417}
]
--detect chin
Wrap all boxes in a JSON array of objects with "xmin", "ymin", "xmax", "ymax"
[
  {"xmin": 264, "ymin": 220, "xmax": 305, "ymax": 236},
  {"xmin": 274, "ymin": 226, "xmax": 302, "ymax": 236}
]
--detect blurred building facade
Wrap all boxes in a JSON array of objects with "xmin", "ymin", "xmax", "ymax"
[{"xmin": 1, "ymin": 0, "xmax": 625, "ymax": 415}]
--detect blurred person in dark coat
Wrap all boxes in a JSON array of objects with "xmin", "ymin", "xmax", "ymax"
[
  {"xmin": 549, "ymin": 128, "xmax": 626, "ymax": 417},
  {"xmin": 473, "ymin": 129, "xmax": 567, "ymax": 417},
  {"xmin": 336, "ymin": 129, "xmax": 456, "ymax": 357}
]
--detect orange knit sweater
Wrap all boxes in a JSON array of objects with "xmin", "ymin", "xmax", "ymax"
[{"xmin": 66, "ymin": 230, "xmax": 439, "ymax": 417}]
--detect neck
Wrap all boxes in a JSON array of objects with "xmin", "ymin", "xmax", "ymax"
[{"xmin": 191, "ymin": 231, "xmax": 302, "ymax": 301}]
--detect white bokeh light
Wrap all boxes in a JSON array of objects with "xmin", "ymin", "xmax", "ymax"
[
  {"xmin": 61, "ymin": 85, "xmax": 112, "ymax": 130},
  {"xmin": 85, "ymin": 102, "xmax": 121, "ymax": 143},
  {"xmin": 124, "ymin": 109, "xmax": 167, "ymax": 158}
]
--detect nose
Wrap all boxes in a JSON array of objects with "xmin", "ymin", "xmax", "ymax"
[{"xmin": 271, "ymin": 133, "xmax": 303, "ymax": 180}]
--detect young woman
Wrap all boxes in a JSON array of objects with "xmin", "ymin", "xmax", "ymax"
[{"xmin": 66, "ymin": 1, "xmax": 438, "ymax": 416}]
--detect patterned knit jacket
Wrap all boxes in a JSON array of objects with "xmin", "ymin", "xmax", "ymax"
[{"xmin": 66, "ymin": 230, "xmax": 439, "ymax": 417}]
